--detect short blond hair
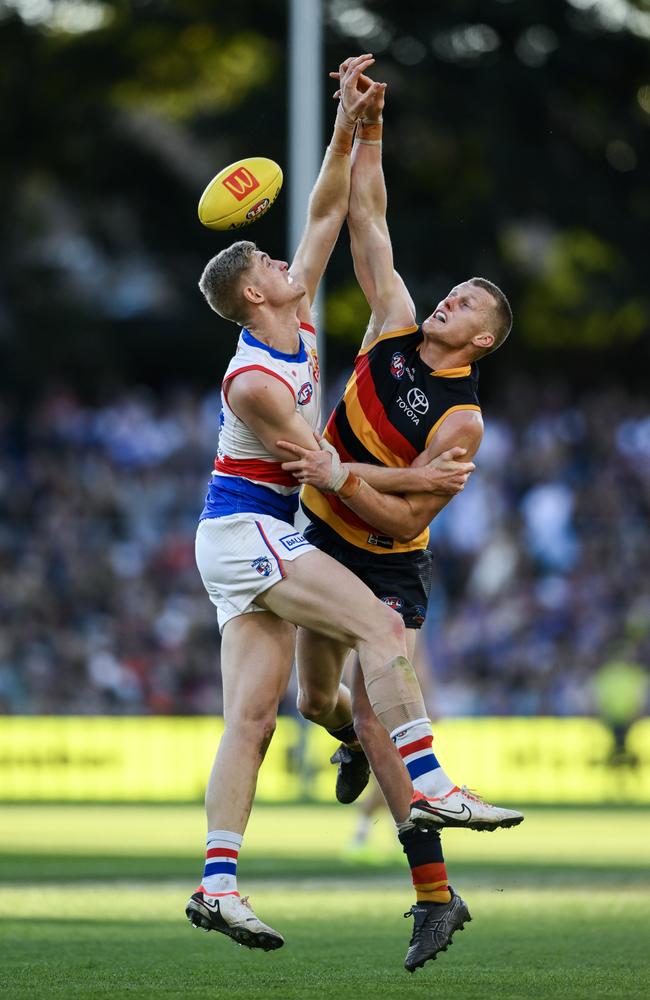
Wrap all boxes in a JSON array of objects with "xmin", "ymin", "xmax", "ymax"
[{"xmin": 198, "ymin": 240, "xmax": 257, "ymax": 324}]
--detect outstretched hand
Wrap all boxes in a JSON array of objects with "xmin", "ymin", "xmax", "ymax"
[{"xmin": 335, "ymin": 54, "xmax": 386, "ymax": 122}]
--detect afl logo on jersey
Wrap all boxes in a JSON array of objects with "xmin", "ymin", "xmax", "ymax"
[
  {"xmin": 297, "ymin": 382, "xmax": 313, "ymax": 405},
  {"xmin": 390, "ymin": 352, "xmax": 406, "ymax": 380},
  {"xmin": 382, "ymin": 596, "xmax": 404, "ymax": 612}
]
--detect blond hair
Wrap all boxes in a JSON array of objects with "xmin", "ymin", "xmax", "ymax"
[{"xmin": 198, "ymin": 240, "xmax": 257, "ymax": 324}]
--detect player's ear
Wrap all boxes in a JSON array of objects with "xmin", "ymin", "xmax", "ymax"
[
  {"xmin": 242, "ymin": 283, "xmax": 264, "ymax": 306},
  {"xmin": 472, "ymin": 331, "xmax": 495, "ymax": 351}
]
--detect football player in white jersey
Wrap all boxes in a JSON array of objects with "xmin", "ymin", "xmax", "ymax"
[{"xmin": 186, "ymin": 56, "xmax": 474, "ymax": 952}]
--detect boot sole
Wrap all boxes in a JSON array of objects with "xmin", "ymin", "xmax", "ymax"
[
  {"xmin": 186, "ymin": 901, "xmax": 284, "ymax": 951},
  {"xmin": 410, "ymin": 806, "xmax": 524, "ymax": 832}
]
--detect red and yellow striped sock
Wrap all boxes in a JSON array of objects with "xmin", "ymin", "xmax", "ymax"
[{"xmin": 398, "ymin": 826, "xmax": 451, "ymax": 904}]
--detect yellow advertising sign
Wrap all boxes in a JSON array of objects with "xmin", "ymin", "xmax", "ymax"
[{"xmin": 0, "ymin": 717, "xmax": 648, "ymax": 803}]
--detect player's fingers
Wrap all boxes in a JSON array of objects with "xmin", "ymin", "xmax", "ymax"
[
  {"xmin": 280, "ymin": 460, "xmax": 305, "ymax": 472},
  {"xmin": 442, "ymin": 446, "xmax": 468, "ymax": 460},
  {"xmin": 347, "ymin": 56, "xmax": 375, "ymax": 84},
  {"xmin": 341, "ymin": 54, "xmax": 371, "ymax": 80},
  {"xmin": 332, "ymin": 89, "xmax": 342, "ymax": 100},
  {"xmin": 348, "ymin": 53, "xmax": 373, "ymax": 67},
  {"xmin": 354, "ymin": 57, "xmax": 375, "ymax": 77},
  {"xmin": 358, "ymin": 77, "xmax": 379, "ymax": 97},
  {"xmin": 276, "ymin": 440, "xmax": 307, "ymax": 457}
]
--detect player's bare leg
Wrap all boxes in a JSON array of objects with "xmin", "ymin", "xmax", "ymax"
[
  {"xmin": 259, "ymin": 548, "xmax": 463, "ymax": 811},
  {"xmin": 296, "ymin": 628, "xmax": 352, "ymax": 730},
  {"xmin": 296, "ymin": 633, "xmax": 370, "ymax": 803},
  {"xmin": 205, "ymin": 612, "xmax": 295, "ymax": 832},
  {"xmin": 350, "ymin": 645, "xmax": 470, "ymax": 971},
  {"xmin": 186, "ymin": 611, "xmax": 294, "ymax": 951},
  {"xmin": 256, "ymin": 549, "xmax": 426, "ymax": 731},
  {"xmin": 348, "ymin": 626, "xmax": 523, "ymax": 830}
]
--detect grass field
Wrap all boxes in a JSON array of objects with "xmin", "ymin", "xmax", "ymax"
[{"xmin": 1, "ymin": 803, "xmax": 649, "ymax": 999}]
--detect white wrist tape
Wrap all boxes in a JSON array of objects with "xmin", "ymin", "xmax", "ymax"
[{"xmin": 318, "ymin": 438, "xmax": 349, "ymax": 493}]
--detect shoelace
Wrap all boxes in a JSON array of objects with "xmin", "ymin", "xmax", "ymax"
[
  {"xmin": 403, "ymin": 906, "xmax": 419, "ymax": 945},
  {"xmin": 459, "ymin": 785, "xmax": 494, "ymax": 807}
]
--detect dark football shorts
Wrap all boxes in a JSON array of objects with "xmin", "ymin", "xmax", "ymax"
[{"xmin": 303, "ymin": 520, "xmax": 433, "ymax": 629}]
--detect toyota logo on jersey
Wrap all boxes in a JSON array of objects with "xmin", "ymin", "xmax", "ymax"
[
  {"xmin": 407, "ymin": 387, "xmax": 429, "ymax": 415},
  {"xmin": 297, "ymin": 382, "xmax": 313, "ymax": 405},
  {"xmin": 390, "ymin": 352, "xmax": 406, "ymax": 379}
]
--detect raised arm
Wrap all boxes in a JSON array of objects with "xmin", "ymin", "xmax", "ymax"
[
  {"xmin": 289, "ymin": 55, "xmax": 384, "ymax": 318},
  {"xmin": 344, "ymin": 70, "xmax": 415, "ymax": 338}
]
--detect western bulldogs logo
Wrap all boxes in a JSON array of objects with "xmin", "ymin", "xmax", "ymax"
[
  {"xmin": 297, "ymin": 382, "xmax": 313, "ymax": 405},
  {"xmin": 382, "ymin": 596, "xmax": 404, "ymax": 612},
  {"xmin": 251, "ymin": 556, "xmax": 273, "ymax": 577},
  {"xmin": 412, "ymin": 605, "xmax": 426, "ymax": 626},
  {"xmin": 390, "ymin": 352, "xmax": 406, "ymax": 380}
]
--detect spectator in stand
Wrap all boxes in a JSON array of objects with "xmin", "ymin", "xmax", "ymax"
[{"xmin": 0, "ymin": 381, "xmax": 648, "ymax": 717}]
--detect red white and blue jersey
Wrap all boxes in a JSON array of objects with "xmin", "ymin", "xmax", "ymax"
[{"xmin": 200, "ymin": 323, "xmax": 321, "ymax": 523}]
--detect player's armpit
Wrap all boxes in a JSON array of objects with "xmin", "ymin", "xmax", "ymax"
[{"xmin": 226, "ymin": 370, "xmax": 319, "ymax": 461}]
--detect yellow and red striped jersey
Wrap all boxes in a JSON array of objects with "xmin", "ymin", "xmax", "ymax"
[{"xmin": 301, "ymin": 325, "xmax": 481, "ymax": 554}]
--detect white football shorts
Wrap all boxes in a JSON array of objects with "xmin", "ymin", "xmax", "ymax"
[{"xmin": 195, "ymin": 513, "xmax": 316, "ymax": 632}]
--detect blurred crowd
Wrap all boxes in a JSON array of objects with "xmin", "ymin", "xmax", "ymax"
[{"xmin": 1, "ymin": 375, "xmax": 649, "ymax": 718}]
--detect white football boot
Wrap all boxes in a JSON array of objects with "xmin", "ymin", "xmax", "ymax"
[
  {"xmin": 186, "ymin": 890, "xmax": 284, "ymax": 950},
  {"xmin": 410, "ymin": 785, "xmax": 524, "ymax": 831}
]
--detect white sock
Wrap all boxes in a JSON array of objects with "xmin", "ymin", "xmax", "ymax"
[
  {"xmin": 201, "ymin": 829, "xmax": 242, "ymax": 896},
  {"xmin": 390, "ymin": 718, "xmax": 455, "ymax": 798}
]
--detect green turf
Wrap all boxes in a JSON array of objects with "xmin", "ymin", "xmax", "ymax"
[{"xmin": 0, "ymin": 805, "xmax": 648, "ymax": 998}]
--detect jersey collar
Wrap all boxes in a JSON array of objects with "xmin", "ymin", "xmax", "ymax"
[
  {"xmin": 241, "ymin": 328, "xmax": 307, "ymax": 363},
  {"xmin": 430, "ymin": 364, "xmax": 472, "ymax": 378}
]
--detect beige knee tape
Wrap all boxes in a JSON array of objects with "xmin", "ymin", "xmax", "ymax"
[{"xmin": 365, "ymin": 656, "xmax": 427, "ymax": 733}]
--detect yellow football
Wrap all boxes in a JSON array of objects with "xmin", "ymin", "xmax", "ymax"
[{"xmin": 198, "ymin": 157, "xmax": 283, "ymax": 231}]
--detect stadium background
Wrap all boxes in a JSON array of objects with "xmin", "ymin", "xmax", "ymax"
[{"xmin": 0, "ymin": 2, "xmax": 649, "ymax": 998}]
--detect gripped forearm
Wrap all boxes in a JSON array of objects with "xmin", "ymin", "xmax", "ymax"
[
  {"xmin": 341, "ymin": 479, "xmax": 416, "ymax": 542},
  {"xmin": 345, "ymin": 462, "xmax": 425, "ymax": 494}
]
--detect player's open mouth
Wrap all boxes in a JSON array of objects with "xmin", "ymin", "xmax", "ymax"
[
  {"xmin": 434, "ymin": 310, "xmax": 447, "ymax": 324},
  {"xmin": 287, "ymin": 275, "xmax": 294, "ymax": 285}
]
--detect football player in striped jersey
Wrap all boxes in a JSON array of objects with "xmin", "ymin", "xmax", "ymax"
[
  {"xmin": 186, "ymin": 55, "xmax": 474, "ymax": 955},
  {"xmin": 280, "ymin": 64, "xmax": 522, "ymax": 971}
]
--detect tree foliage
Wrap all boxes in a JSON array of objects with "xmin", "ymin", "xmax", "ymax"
[{"xmin": 0, "ymin": 0, "xmax": 648, "ymax": 399}]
